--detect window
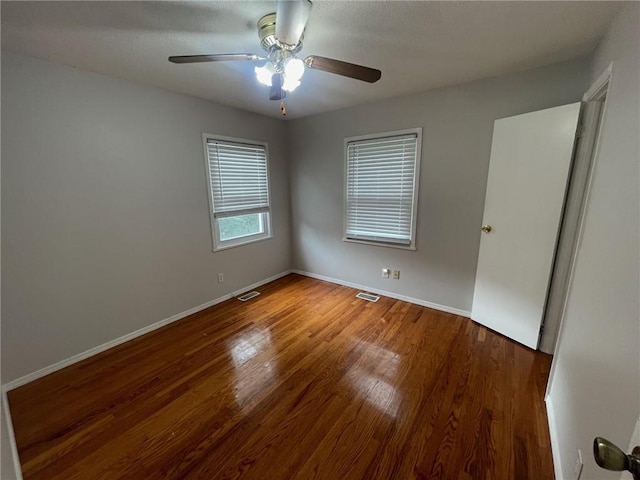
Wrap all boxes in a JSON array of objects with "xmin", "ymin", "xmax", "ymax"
[
  {"xmin": 203, "ymin": 134, "xmax": 272, "ymax": 251},
  {"xmin": 344, "ymin": 128, "xmax": 421, "ymax": 249}
]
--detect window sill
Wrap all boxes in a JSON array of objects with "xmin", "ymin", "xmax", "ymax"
[
  {"xmin": 342, "ymin": 237, "xmax": 416, "ymax": 251},
  {"xmin": 212, "ymin": 234, "xmax": 273, "ymax": 252}
]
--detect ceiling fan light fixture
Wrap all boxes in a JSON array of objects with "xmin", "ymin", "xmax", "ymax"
[
  {"xmin": 284, "ymin": 57, "xmax": 305, "ymax": 82},
  {"xmin": 282, "ymin": 77, "xmax": 301, "ymax": 92},
  {"xmin": 255, "ymin": 62, "xmax": 275, "ymax": 86},
  {"xmin": 270, "ymin": 73, "xmax": 286, "ymax": 100},
  {"xmin": 169, "ymin": 0, "xmax": 382, "ymax": 107}
]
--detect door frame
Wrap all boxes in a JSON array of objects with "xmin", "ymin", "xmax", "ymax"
[
  {"xmin": 545, "ymin": 64, "xmax": 612, "ymax": 394},
  {"xmin": 539, "ymin": 65, "xmax": 613, "ymax": 354}
]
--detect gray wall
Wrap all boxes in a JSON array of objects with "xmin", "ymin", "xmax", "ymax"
[
  {"xmin": 547, "ymin": 3, "xmax": 640, "ymax": 479},
  {"xmin": 288, "ymin": 60, "xmax": 589, "ymax": 312},
  {"xmin": 1, "ymin": 52, "xmax": 291, "ymax": 383}
]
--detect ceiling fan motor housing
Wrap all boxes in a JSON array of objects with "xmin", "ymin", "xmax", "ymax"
[{"xmin": 258, "ymin": 13, "xmax": 303, "ymax": 53}]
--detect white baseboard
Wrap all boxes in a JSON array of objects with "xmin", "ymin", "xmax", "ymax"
[
  {"xmin": 291, "ymin": 269, "xmax": 471, "ymax": 317},
  {"xmin": 3, "ymin": 270, "xmax": 293, "ymax": 392},
  {"xmin": 2, "ymin": 389, "xmax": 23, "ymax": 480},
  {"xmin": 545, "ymin": 396, "xmax": 562, "ymax": 480}
]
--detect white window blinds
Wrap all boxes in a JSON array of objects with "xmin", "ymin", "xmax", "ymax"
[
  {"xmin": 345, "ymin": 133, "xmax": 419, "ymax": 245},
  {"xmin": 206, "ymin": 139, "xmax": 270, "ymax": 219}
]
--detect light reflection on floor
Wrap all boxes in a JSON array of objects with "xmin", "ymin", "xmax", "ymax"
[
  {"xmin": 345, "ymin": 340, "xmax": 402, "ymax": 418},
  {"xmin": 228, "ymin": 328, "xmax": 277, "ymax": 408}
]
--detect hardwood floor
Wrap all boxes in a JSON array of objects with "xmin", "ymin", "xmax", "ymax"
[{"xmin": 8, "ymin": 274, "xmax": 554, "ymax": 479}]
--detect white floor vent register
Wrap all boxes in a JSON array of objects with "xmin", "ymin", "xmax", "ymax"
[
  {"xmin": 356, "ymin": 292, "xmax": 380, "ymax": 302},
  {"xmin": 237, "ymin": 291, "xmax": 261, "ymax": 302}
]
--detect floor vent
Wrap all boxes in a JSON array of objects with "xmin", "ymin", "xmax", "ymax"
[
  {"xmin": 356, "ymin": 292, "xmax": 380, "ymax": 302},
  {"xmin": 237, "ymin": 291, "xmax": 260, "ymax": 302}
]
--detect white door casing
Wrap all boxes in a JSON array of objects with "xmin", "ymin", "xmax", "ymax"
[
  {"xmin": 539, "ymin": 100, "xmax": 604, "ymax": 354},
  {"xmin": 471, "ymin": 103, "xmax": 581, "ymax": 349}
]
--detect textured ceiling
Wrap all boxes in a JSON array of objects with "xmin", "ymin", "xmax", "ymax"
[{"xmin": 1, "ymin": 1, "xmax": 623, "ymax": 120}]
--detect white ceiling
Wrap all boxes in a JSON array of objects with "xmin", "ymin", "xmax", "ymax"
[{"xmin": 1, "ymin": 1, "xmax": 623, "ymax": 120}]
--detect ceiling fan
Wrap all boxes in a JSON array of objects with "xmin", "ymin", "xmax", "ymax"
[{"xmin": 169, "ymin": 0, "xmax": 382, "ymax": 108}]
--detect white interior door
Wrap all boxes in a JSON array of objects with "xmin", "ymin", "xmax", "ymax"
[{"xmin": 471, "ymin": 103, "xmax": 581, "ymax": 349}]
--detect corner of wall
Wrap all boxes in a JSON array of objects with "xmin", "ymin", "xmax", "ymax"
[{"xmin": 283, "ymin": 117, "xmax": 297, "ymax": 272}]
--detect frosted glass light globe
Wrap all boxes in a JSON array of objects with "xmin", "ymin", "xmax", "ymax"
[
  {"xmin": 284, "ymin": 57, "xmax": 305, "ymax": 81},
  {"xmin": 282, "ymin": 77, "xmax": 301, "ymax": 92},
  {"xmin": 255, "ymin": 62, "xmax": 275, "ymax": 86}
]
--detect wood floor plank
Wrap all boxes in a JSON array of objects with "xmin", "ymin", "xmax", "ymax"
[{"xmin": 8, "ymin": 274, "xmax": 555, "ymax": 479}]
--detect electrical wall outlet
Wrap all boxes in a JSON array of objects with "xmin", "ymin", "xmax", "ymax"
[
  {"xmin": 574, "ymin": 449, "xmax": 583, "ymax": 479},
  {"xmin": 218, "ymin": 273, "xmax": 224, "ymax": 283},
  {"xmin": 393, "ymin": 270, "xmax": 400, "ymax": 280},
  {"xmin": 382, "ymin": 268, "xmax": 390, "ymax": 278}
]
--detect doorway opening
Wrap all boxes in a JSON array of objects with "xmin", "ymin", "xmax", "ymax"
[{"xmin": 539, "ymin": 65, "xmax": 611, "ymax": 355}]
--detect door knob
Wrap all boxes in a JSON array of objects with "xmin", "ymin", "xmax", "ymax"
[
  {"xmin": 481, "ymin": 225, "xmax": 492, "ymax": 233},
  {"xmin": 593, "ymin": 437, "xmax": 640, "ymax": 480}
]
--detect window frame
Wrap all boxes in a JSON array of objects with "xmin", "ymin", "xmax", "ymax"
[
  {"xmin": 202, "ymin": 133, "xmax": 273, "ymax": 252},
  {"xmin": 342, "ymin": 127, "xmax": 422, "ymax": 250}
]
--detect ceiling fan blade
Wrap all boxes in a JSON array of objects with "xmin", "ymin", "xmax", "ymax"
[
  {"xmin": 275, "ymin": 0, "xmax": 312, "ymax": 46},
  {"xmin": 168, "ymin": 53, "xmax": 261, "ymax": 64},
  {"xmin": 304, "ymin": 56, "xmax": 382, "ymax": 83}
]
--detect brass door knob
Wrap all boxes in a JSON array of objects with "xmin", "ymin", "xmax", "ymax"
[
  {"xmin": 593, "ymin": 437, "xmax": 640, "ymax": 480},
  {"xmin": 481, "ymin": 225, "xmax": 492, "ymax": 233}
]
